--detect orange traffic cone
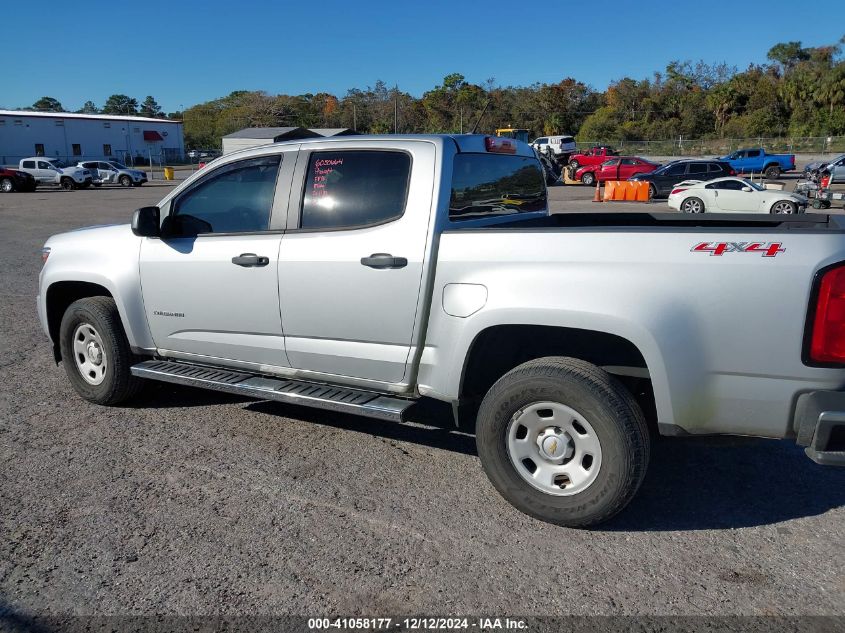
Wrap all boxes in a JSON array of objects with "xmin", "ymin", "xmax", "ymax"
[{"xmin": 592, "ymin": 179, "xmax": 602, "ymax": 202}]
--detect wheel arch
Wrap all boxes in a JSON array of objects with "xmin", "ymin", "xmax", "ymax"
[
  {"xmin": 45, "ymin": 281, "xmax": 115, "ymax": 361},
  {"xmin": 455, "ymin": 323, "xmax": 662, "ymax": 434}
]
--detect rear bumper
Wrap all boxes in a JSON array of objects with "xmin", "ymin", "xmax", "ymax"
[{"xmin": 794, "ymin": 391, "xmax": 845, "ymax": 466}]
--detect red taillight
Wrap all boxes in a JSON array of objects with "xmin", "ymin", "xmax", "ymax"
[
  {"xmin": 670, "ymin": 188, "xmax": 687, "ymax": 195},
  {"xmin": 810, "ymin": 266, "xmax": 845, "ymax": 363},
  {"xmin": 485, "ymin": 136, "xmax": 517, "ymax": 154},
  {"xmin": 729, "ymin": 168, "xmax": 737, "ymax": 176}
]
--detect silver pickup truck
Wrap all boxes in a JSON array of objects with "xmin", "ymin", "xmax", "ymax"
[{"xmin": 37, "ymin": 134, "xmax": 845, "ymax": 527}]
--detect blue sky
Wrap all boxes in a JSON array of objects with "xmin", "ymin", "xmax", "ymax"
[{"xmin": 6, "ymin": 0, "xmax": 844, "ymax": 113}]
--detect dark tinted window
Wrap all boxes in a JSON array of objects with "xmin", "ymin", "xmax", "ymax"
[
  {"xmin": 663, "ymin": 163, "xmax": 687, "ymax": 176},
  {"xmin": 708, "ymin": 163, "xmax": 725, "ymax": 173},
  {"xmin": 301, "ymin": 151, "xmax": 410, "ymax": 229},
  {"xmin": 706, "ymin": 179, "xmax": 746, "ymax": 190},
  {"xmin": 450, "ymin": 154, "xmax": 546, "ymax": 221},
  {"xmin": 687, "ymin": 163, "xmax": 709, "ymax": 175},
  {"xmin": 168, "ymin": 155, "xmax": 281, "ymax": 236},
  {"xmin": 747, "ymin": 150, "xmax": 761, "ymax": 157},
  {"xmin": 22, "ymin": 160, "xmax": 35, "ymax": 169}
]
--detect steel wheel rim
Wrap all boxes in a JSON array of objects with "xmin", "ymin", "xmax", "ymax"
[
  {"xmin": 72, "ymin": 323, "xmax": 108, "ymax": 385},
  {"xmin": 683, "ymin": 198, "xmax": 702, "ymax": 213},
  {"xmin": 506, "ymin": 401, "xmax": 603, "ymax": 496},
  {"xmin": 773, "ymin": 201, "xmax": 794, "ymax": 214}
]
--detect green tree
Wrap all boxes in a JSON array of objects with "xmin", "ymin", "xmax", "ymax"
[
  {"xmin": 139, "ymin": 95, "xmax": 162, "ymax": 118},
  {"xmin": 102, "ymin": 94, "xmax": 138, "ymax": 115},
  {"xmin": 31, "ymin": 96, "xmax": 63, "ymax": 112},
  {"xmin": 77, "ymin": 101, "xmax": 99, "ymax": 114}
]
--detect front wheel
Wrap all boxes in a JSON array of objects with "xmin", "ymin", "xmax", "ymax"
[
  {"xmin": 0, "ymin": 177, "xmax": 13, "ymax": 193},
  {"xmin": 119, "ymin": 175, "xmax": 132, "ymax": 187},
  {"xmin": 648, "ymin": 183, "xmax": 658, "ymax": 199},
  {"xmin": 680, "ymin": 196, "xmax": 705, "ymax": 213},
  {"xmin": 59, "ymin": 297, "xmax": 144, "ymax": 405},
  {"xmin": 581, "ymin": 172, "xmax": 595, "ymax": 186},
  {"xmin": 771, "ymin": 200, "xmax": 797, "ymax": 214},
  {"xmin": 476, "ymin": 357, "xmax": 650, "ymax": 528},
  {"xmin": 60, "ymin": 177, "xmax": 75, "ymax": 191}
]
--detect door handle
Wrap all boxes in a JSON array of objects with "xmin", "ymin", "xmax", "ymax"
[
  {"xmin": 360, "ymin": 253, "xmax": 408, "ymax": 269},
  {"xmin": 231, "ymin": 253, "xmax": 269, "ymax": 267}
]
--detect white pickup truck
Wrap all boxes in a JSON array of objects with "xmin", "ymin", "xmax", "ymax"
[
  {"xmin": 37, "ymin": 134, "xmax": 845, "ymax": 527},
  {"xmin": 19, "ymin": 157, "xmax": 92, "ymax": 190}
]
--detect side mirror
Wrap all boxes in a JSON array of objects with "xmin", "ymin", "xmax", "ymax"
[
  {"xmin": 132, "ymin": 206, "xmax": 160, "ymax": 237},
  {"xmin": 742, "ymin": 186, "xmax": 753, "ymax": 192}
]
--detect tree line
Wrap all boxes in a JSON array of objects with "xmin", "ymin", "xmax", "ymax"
[
  {"xmin": 21, "ymin": 95, "xmax": 178, "ymax": 119},
  {"xmin": 10, "ymin": 37, "xmax": 844, "ymax": 149}
]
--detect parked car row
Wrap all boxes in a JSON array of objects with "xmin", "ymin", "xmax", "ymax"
[{"xmin": 2, "ymin": 157, "xmax": 149, "ymax": 192}]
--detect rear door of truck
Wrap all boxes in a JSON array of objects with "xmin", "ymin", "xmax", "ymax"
[{"xmin": 277, "ymin": 140, "xmax": 437, "ymax": 384}]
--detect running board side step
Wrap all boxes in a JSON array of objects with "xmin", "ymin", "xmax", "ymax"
[{"xmin": 131, "ymin": 360, "xmax": 415, "ymax": 422}]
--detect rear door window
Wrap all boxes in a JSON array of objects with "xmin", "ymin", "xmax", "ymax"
[
  {"xmin": 22, "ymin": 160, "xmax": 35, "ymax": 169},
  {"xmin": 450, "ymin": 154, "xmax": 546, "ymax": 221},
  {"xmin": 300, "ymin": 150, "xmax": 411, "ymax": 230},
  {"xmin": 687, "ymin": 163, "xmax": 709, "ymax": 175}
]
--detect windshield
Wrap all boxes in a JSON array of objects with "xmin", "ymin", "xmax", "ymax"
[
  {"xmin": 744, "ymin": 179, "xmax": 765, "ymax": 191},
  {"xmin": 653, "ymin": 162, "xmax": 679, "ymax": 175}
]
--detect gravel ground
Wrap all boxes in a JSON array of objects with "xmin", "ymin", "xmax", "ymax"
[{"xmin": 0, "ymin": 184, "xmax": 843, "ymax": 624}]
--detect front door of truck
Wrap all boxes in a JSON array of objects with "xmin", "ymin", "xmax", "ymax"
[
  {"xmin": 278, "ymin": 142, "xmax": 435, "ymax": 384},
  {"xmin": 139, "ymin": 151, "xmax": 295, "ymax": 368}
]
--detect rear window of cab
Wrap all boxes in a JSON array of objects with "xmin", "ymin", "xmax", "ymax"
[{"xmin": 449, "ymin": 154, "xmax": 546, "ymax": 221}]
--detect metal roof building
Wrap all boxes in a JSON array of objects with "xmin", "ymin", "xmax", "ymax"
[
  {"xmin": 0, "ymin": 110, "xmax": 184, "ymax": 166},
  {"xmin": 221, "ymin": 127, "xmax": 358, "ymax": 154}
]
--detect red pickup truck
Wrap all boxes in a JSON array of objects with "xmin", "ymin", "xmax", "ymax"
[
  {"xmin": 568, "ymin": 146, "xmax": 618, "ymax": 169},
  {"xmin": 575, "ymin": 156, "xmax": 659, "ymax": 186}
]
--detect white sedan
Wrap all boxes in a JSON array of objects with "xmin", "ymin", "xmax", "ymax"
[{"xmin": 667, "ymin": 177, "xmax": 808, "ymax": 214}]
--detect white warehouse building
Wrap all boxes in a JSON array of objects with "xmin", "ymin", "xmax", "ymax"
[{"xmin": 0, "ymin": 110, "xmax": 185, "ymax": 166}]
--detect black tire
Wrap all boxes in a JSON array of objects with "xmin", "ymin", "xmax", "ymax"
[
  {"xmin": 680, "ymin": 196, "xmax": 705, "ymax": 213},
  {"xmin": 93, "ymin": 183, "xmax": 102, "ymax": 188},
  {"xmin": 764, "ymin": 165, "xmax": 781, "ymax": 179},
  {"xmin": 60, "ymin": 177, "xmax": 75, "ymax": 191},
  {"xmin": 648, "ymin": 183, "xmax": 658, "ymax": 199},
  {"xmin": 59, "ymin": 297, "xmax": 144, "ymax": 405},
  {"xmin": 119, "ymin": 175, "xmax": 132, "ymax": 187},
  {"xmin": 0, "ymin": 177, "xmax": 13, "ymax": 193},
  {"xmin": 581, "ymin": 172, "xmax": 595, "ymax": 186},
  {"xmin": 476, "ymin": 357, "xmax": 650, "ymax": 528}
]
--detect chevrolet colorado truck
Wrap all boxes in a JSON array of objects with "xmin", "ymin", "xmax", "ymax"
[
  {"xmin": 37, "ymin": 134, "xmax": 845, "ymax": 527},
  {"xmin": 717, "ymin": 148, "xmax": 796, "ymax": 178}
]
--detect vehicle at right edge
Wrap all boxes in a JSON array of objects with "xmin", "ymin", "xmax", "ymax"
[{"xmin": 668, "ymin": 177, "xmax": 808, "ymax": 214}]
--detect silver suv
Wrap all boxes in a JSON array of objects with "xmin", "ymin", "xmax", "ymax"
[{"xmin": 77, "ymin": 161, "xmax": 148, "ymax": 187}]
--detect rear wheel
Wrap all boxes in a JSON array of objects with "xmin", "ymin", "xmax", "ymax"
[
  {"xmin": 93, "ymin": 183, "xmax": 102, "ymax": 188},
  {"xmin": 681, "ymin": 196, "xmax": 705, "ymax": 213},
  {"xmin": 764, "ymin": 165, "xmax": 781, "ymax": 179},
  {"xmin": 771, "ymin": 200, "xmax": 797, "ymax": 214},
  {"xmin": 476, "ymin": 357, "xmax": 650, "ymax": 528},
  {"xmin": 569, "ymin": 159, "xmax": 580, "ymax": 170},
  {"xmin": 59, "ymin": 297, "xmax": 144, "ymax": 405},
  {"xmin": 581, "ymin": 172, "xmax": 595, "ymax": 186},
  {"xmin": 0, "ymin": 178, "xmax": 13, "ymax": 193}
]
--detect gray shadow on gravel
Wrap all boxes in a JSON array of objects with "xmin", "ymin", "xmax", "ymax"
[
  {"xmin": 120, "ymin": 384, "xmax": 845, "ymax": 531},
  {"xmin": 601, "ymin": 435, "xmax": 845, "ymax": 532}
]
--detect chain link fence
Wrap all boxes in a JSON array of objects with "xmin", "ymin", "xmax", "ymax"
[{"xmin": 574, "ymin": 136, "xmax": 845, "ymax": 157}]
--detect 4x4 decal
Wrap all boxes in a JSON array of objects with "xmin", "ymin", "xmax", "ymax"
[{"xmin": 692, "ymin": 242, "xmax": 785, "ymax": 257}]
